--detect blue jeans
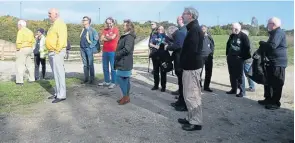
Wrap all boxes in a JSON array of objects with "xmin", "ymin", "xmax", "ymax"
[
  {"xmin": 243, "ymin": 62, "xmax": 255, "ymax": 89},
  {"xmin": 102, "ymin": 52, "xmax": 116, "ymax": 83},
  {"xmin": 81, "ymin": 48, "xmax": 94, "ymax": 81},
  {"xmin": 117, "ymin": 76, "xmax": 131, "ymax": 96}
]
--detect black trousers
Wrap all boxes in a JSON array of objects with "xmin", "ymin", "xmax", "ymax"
[
  {"xmin": 200, "ymin": 55, "xmax": 213, "ymax": 88},
  {"xmin": 264, "ymin": 66, "xmax": 285, "ymax": 106},
  {"xmin": 34, "ymin": 54, "xmax": 46, "ymax": 80},
  {"xmin": 152, "ymin": 57, "xmax": 167, "ymax": 89},
  {"xmin": 227, "ymin": 55, "xmax": 244, "ymax": 94},
  {"xmin": 172, "ymin": 51, "xmax": 185, "ymax": 106}
]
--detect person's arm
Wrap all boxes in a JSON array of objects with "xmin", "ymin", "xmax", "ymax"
[
  {"xmin": 56, "ymin": 23, "xmax": 68, "ymax": 52},
  {"xmin": 209, "ymin": 35, "xmax": 215, "ymax": 54},
  {"xmin": 116, "ymin": 35, "xmax": 134, "ymax": 59},
  {"xmin": 166, "ymin": 31, "xmax": 185, "ymax": 51},
  {"xmin": 106, "ymin": 28, "xmax": 118, "ymax": 40},
  {"xmin": 241, "ymin": 34, "xmax": 251, "ymax": 60},
  {"xmin": 226, "ymin": 35, "xmax": 232, "ymax": 56},
  {"xmin": 16, "ymin": 31, "xmax": 23, "ymax": 50},
  {"xmin": 260, "ymin": 32, "xmax": 284, "ymax": 50},
  {"xmin": 89, "ymin": 29, "xmax": 99, "ymax": 49}
]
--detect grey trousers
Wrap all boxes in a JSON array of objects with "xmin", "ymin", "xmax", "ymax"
[
  {"xmin": 48, "ymin": 49, "xmax": 66, "ymax": 99},
  {"xmin": 182, "ymin": 69, "xmax": 203, "ymax": 125}
]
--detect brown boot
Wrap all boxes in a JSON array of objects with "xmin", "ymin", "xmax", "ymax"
[
  {"xmin": 119, "ymin": 96, "xmax": 130, "ymax": 105},
  {"xmin": 117, "ymin": 97, "xmax": 123, "ymax": 103}
]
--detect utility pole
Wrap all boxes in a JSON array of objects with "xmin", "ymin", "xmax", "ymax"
[
  {"xmin": 159, "ymin": 12, "xmax": 161, "ymax": 23},
  {"xmin": 98, "ymin": 8, "xmax": 100, "ymax": 24},
  {"xmin": 20, "ymin": 1, "xmax": 22, "ymax": 19}
]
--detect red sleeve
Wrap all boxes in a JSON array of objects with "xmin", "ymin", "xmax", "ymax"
[{"xmin": 114, "ymin": 27, "xmax": 119, "ymax": 37}]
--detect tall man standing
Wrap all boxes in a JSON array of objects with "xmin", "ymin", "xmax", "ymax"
[
  {"xmin": 167, "ymin": 16, "xmax": 188, "ymax": 112},
  {"xmin": 80, "ymin": 16, "xmax": 99, "ymax": 84},
  {"xmin": 178, "ymin": 7, "xmax": 204, "ymax": 131},
  {"xmin": 15, "ymin": 20, "xmax": 35, "ymax": 86},
  {"xmin": 98, "ymin": 17, "xmax": 119, "ymax": 89},
  {"xmin": 200, "ymin": 25, "xmax": 215, "ymax": 92},
  {"xmin": 148, "ymin": 22, "xmax": 158, "ymax": 74},
  {"xmin": 226, "ymin": 23, "xmax": 251, "ymax": 98},
  {"xmin": 258, "ymin": 17, "xmax": 287, "ymax": 110},
  {"xmin": 46, "ymin": 8, "xmax": 68, "ymax": 103}
]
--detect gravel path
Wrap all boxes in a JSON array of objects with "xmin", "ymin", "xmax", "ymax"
[{"xmin": 0, "ymin": 61, "xmax": 293, "ymax": 143}]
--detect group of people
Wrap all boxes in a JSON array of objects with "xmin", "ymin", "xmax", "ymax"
[{"xmin": 14, "ymin": 7, "xmax": 288, "ymax": 131}]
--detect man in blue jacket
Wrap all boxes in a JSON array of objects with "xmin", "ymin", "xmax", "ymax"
[
  {"xmin": 80, "ymin": 16, "xmax": 99, "ymax": 84},
  {"xmin": 167, "ymin": 16, "xmax": 188, "ymax": 112},
  {"xmin": 258, "ymin": 17, "xmax": 287, "ymax": 110}
]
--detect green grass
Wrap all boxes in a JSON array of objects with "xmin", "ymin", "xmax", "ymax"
[
  {"xmin": 0, "ymin": 78, "xmax": 81, "ymax": 113},
  {"xmin": 212, "ymin": 35, "xmax": 294, "ymax": 64}
]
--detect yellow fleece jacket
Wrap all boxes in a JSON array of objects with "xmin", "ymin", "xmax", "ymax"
[
  {"xmin": 45, "ymin": 18, "xmax": 68, "ymax": 52},
  {"xmin": 16, "ymin": 27, "xmax": 35, "ymax": 49}
]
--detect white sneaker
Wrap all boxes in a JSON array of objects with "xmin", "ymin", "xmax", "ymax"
[
  {"xmin": 108, "ymin": 83, "xmax": 116, "ymax": 89},
  {"xmin": 98, "ymin": 82, "xmax": 111, "ymax": 86}
]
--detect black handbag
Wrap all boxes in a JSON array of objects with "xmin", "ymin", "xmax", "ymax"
[{"xmin": 161, "ymin": 61, "xmax": 173, "ymax": 73}]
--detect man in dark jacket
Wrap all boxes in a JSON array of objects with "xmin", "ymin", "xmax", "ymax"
[
  {"xmin": 177, "ymin": 7, "xmax": 204, "ymax": 131},
  {"xmin": 200, "ymin": 25, "xmax": 215, "ymax": 92},
  {"xmin": 148, "ymin": 22, "xmax": 158, "ymax": 74},
  {"xmin": 166, "ymin": 16, "xmax": 188, "ymax": 112},
  {"xmin": 226, "ymin": 22, "xmax": 251, "ymax": 98},
  {"xmin": 258, "ymin": 17, "xmax": 287, "ymax": 110}
]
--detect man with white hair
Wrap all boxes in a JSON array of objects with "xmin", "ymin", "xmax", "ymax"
[
  {"xmin": 226, "ymin": 23, "xmax": 251, "ymax": 97},
  {"xmin": 178, "ymin": 7, "xmax": 204, "ymax": 131},
  {"xmin": 166, "ymin": 16, "xmax": 188, "ymax": 112},
  {"xmin": 46, "ymin": 8, "xmax": 68, "ymax": 103},
  {"xmin": 258, "ymin": 17, "xmax": 287, "ymax": 110},
  {"xmin": 15, "ymin": 20, "xmax": 35, "ymax": 86}
]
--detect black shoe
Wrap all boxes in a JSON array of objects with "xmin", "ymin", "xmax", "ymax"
[
  {"xmin": 175, "ymin": 106, "xmax": 188, "ymax": 112},
  {"xmin": 236, "ymin": 93, "xmax": 244, "ymax": 98},
  {"xmin": 161, "ymin": 88, "xmax": 166, "ymax": 92},
  {"xmin": 265, "ymin": 104, "xmax": 280, "ymax": 110},
  {"xmin": 48, "ymin": 95, "xmax": 57, "ymax": 99},
  {"xmin": 52, "ymin": 98, "xmax": 66, "ymax": 103},
  {"xmin": 182, "ymin": 124, "xmax": 202, "ymax": 131},
  {"xmin": 170, "ymin": 102, "xmax": 181, "ymax": 108},
  {"xmin": 204, "ymin": 88, "xmax": 213, "ymax": 92},
  {"xmin": 81, "ymin": 80, "xmax": 88, "ymax": 84},
  {"xmin": 178, "ymin": 118, "xmax": 190, "ymax": 124},
  {"xmin": 16, "ymin": 83, "xmax": 24, "ymax": 86},
  {"xmin": 87, "ymin": 80, "xmax": 94, "ymax": 84},
  {"xmin": 171, "ymin": 90, "xmax": 179, "ymax": 95},
  {"xmin": 258, "ymin": 99, "xmax": 270, "ymax": 105},
  {"xmin": 151, "ymin": 86, "xmax": 159, "ymax": 90},
  {"xmin": 226, "ymin": 90, "xmax": 236, "ymax": 94}
]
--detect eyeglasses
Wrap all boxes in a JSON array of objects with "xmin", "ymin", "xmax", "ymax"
[{"xmin": 82, "ymin": 19, "xmax": 88, "ymax": 21}]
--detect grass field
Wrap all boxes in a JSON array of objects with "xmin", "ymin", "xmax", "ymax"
[
  {"xmin": 0, "ymin": 74, "xmax": 103, "ymax": 113},
  {"xmin": 212, "ymin": 35, "xmax": 294, "ymax": 64}
]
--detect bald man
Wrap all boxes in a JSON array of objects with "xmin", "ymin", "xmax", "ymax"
[
  {"xmin": 46, "ymin": 8, "xmax": 68, "ymax": 103},
  {"xmin": 226, "ymin": 23, "xmax": 251, "ymax": 97},
  {"xmin": 258, "ymin": 17, "xmax": 287, "ymax": 110}
]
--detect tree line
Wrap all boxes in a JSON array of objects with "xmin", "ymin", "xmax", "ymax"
[{"xmin": 0, "ymin": 15, "xmax": 293, "ymax": 45}]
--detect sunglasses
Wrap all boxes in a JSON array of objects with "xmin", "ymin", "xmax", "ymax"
[{"xmin": 82, "ymin": 19, "xmax": 89, "ymax": 21}]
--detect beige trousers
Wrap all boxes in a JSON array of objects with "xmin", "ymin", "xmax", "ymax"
[
  {"xmin": 182, "ymin": 69, "xmax": 203, "ymax": 125},
  {"xmin": 15, "ymin": 47, "xmax": 35, "ymax": 83}
]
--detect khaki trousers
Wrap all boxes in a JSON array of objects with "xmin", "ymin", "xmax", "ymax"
[
  {"xmin": 15, "ymin": 47, "xmax": 35, "ymax": 83},
  {"xmin": 182, "ymin": 69, "xmax": 203, "ymax": 125}
]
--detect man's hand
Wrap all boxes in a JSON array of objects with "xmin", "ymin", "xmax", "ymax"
[{"xmin": 155, "ymin": 45, "xmax": 159, "ymax": 49}]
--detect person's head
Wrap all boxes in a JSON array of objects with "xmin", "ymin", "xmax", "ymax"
[
  {"xmin": 182, "ymin": 7, "xmax": 199, "ymax": 25},
  {"xmin": 105, "ymin": 17, "xmax": 115, "ymax": 29},
  {"xmin": 82, "ymin": 16, "xmax": 91, "ymax": 27},
  {"xmin": 151, "ymin": 22, "xmax": 157, "ymax": 30},
  {"xmin": 166, "ymin": 26, "xmax": 178, "ymax": 39},
  {"xmin": 48, "ymin": 8, "xmax": 59, "ymax": 23},
  {"xmin": 123, "ymin": 19, "xmax": 135, "ymax": 33},
  {"xmin": 201, "ymin": 25, "xmax": 207, "ymax": 34},
  {"xmin": 17, "ymin": 20, "xmax": 26, "ymax": 30},
  {"xmin": 37, "ymin": 28, "xmax": 45, "ymax": 36},
  {"xmin": 177, "ymin": 16, "xmax": 184, "ymax": 27},
  {"xmin": 267, "ymin": 17, "xmax": 281, "ymax": 31},
  {"xmin": 241, "ymin": 29, "xmax": 249, "ymax": 36},
  {"xmin": 157, "ymin": 26, "xmax": 165, "ymax": 34},
  {"xmin": 232, "ymin": 22, "xmax": 242, "ymax": 34}
]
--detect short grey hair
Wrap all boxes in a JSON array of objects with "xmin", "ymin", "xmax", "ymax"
[
  {"xmin": 18, "ymin": 20, "xmax": 26, "ymax": 27},
  {"xmin": 184, "ymin": 7, "xmax": 199, "ymax": 20},
  {"xmin": 269, "ymin": 17, "xmax": 282, "ymax": 27},
  {"xmin": 166, "ymin": 26, "xmax": 179, "ymax": 39}
]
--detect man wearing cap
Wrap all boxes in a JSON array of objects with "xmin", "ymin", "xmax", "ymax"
[
  {"xmin": 15, "ymin": 20, "xmax": 35, "ymax": 86},
  {"xmin": 33, "ymin": 28, "xmax": 47, "ymax": 80},
  {"xmin": 80, "ymin": 16, "xmax": 99, "ymax": 84}
]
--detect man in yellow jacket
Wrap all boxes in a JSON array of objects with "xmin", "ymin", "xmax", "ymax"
[
  {"xmin": 46, "ymin": 8, "xmax": 68, "ymax": 103},
  {"xmin": 15, "ymin": 20, "xmax": 35, "ymax": 86}
]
